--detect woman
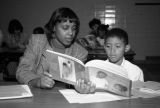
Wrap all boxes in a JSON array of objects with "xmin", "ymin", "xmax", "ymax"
[{"xmin": 16, "ymin": 7, "xmax": 91, "ymax": 92}]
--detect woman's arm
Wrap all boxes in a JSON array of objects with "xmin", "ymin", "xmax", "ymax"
[
  {"xmin": 74, "ymin": 43, "xmax": 88, "ymax": 63},
  {"xmin": 16, "ymin": 34, "xmax": 55, "ymax": 89},
  {"xmin": 16, "ymin": 35, "xmax": 41, "ymax": 84}
]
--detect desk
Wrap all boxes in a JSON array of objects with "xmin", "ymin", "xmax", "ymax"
[
  {"xmin": 87, "ymin": 48, "xmax": 107, "ymax": 61},
  {"xmin": 0, "ymin": 82, "xmax": 160, "ymax": 108}
]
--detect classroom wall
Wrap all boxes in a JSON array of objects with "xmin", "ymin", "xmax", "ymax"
[{"xmin": 0, "ymin": 0, "xmax": 160, "ymax": 60}]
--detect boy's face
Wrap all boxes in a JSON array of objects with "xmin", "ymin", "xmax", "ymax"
[
  {"xmin": 92, "ymin": 24, "xmax": 99, "ymax": 31},
  {"xmin": 14, "ymin": 30, "xmax": 21, "ymax": 36},
  {"xmin": 54, "ymin": 19, "xmax": 76, "ymax": 47},
  {"xmin": 104, "ymin": 36, "xmax": 127, "ymax": 65},
  {"xmin": 98, "ymin": 30, "xmax": 105, "ymax": 38}
]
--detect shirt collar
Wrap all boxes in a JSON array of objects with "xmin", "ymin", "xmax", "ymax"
[{"xmin": 106, "ymin": 57, "xmax": 125, "ymax": 66}]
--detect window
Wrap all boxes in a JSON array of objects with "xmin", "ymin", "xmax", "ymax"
[{"xmin": 94, "ymin": 5, "xmax": 116, "ymax": 28}]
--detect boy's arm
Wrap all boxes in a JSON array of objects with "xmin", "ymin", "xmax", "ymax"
[{"xmin": 138, "ymin": 69, "xmax": 144, "ymax": 82}]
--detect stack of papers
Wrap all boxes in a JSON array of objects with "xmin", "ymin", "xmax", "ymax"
[
  {"xmin": 0, "ymin": 85, "xmax": 33, "ymax": 100},
  {"xmin": 59, "ymin": 89, "xmax": 130, "ymax": 103},
  {"xmin": 132, "ymin": 81, "xmax": 160, "ymax": 98}
]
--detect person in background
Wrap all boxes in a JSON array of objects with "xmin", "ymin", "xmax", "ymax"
[
  {"xmin": 88, "ymin": 18, "xmax": 101, "ymax": 36},
  {"xmin": 33, "ymin": 26, "xmax": 44, "ymax": 34},
  {"xmin": 4, "ymin": 19, "xmax": 29, "ymax": 51},
  {"xmin": 84, "ymin": 18, "xmax": 101, "ymax": 49},
  {"xmin": 104, "ymin": 28, "xmax": 144, "ymax": 81},
  {"xmin": 96, "ymin": 24, "xmax": 109, "ymax": 46},
  {"xmin": 0, "ymin": 20, "xmax": 29, "ymax": 81},
  {"xmin": 16, "ymin": 7, "xmax": 93, "ymax": 93}
]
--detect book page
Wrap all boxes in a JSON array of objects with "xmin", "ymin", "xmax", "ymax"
[
  {"xmin": 46, "ymin": 50, "xmax": 87, "ymax": 85},
  {"xmin": 85, "ymin": 60, "xmax": 131, "ymax": 97},
  {"xmin": 85, "ymin": 60, "xmax": 128, "ymax": 78},
  {"xmin": 0, "ymin": 85, "xmax": 33, "ymax": 100},
  {"xmin": 58, "ymin": 56, "xmax": 76, "ymax": 82}
]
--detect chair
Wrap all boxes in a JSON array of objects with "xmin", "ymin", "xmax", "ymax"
[{"xmin": 0, "ymin": 52, "xmax": 23, "ymax": 81}]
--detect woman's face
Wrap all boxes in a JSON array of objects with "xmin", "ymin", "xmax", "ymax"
[{"xmin": 53, "ymin": 19, "xmax": 77, "ymax": 47}]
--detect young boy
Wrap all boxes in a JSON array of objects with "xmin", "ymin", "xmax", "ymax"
[
  {"xmin": 104, "ymin": 28, "xmax": 144, "ymax": 82},
  {"xmin": 75, "ymin": 28, "xmax": 144, "ymax": 94}
]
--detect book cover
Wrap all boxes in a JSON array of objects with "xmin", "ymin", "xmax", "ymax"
[{"xmin": 45, "ymin": 49, "xmax": 131, "ymax": 97}]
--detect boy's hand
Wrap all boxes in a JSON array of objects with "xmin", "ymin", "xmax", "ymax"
[{"xmin": 74, "ymin": 79, "xmax": 96, "ymax": 94}]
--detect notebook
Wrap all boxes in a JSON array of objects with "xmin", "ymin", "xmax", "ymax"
[{"xmin": 0, "ymin": 85, "xmax": 33, "ymax": 100}]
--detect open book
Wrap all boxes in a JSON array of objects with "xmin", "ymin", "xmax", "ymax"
[
  {"xmin": 0, "ymin": 85, "xmax": 33, "ymax": 100},
  {"xmin": 45, "ymin": 50, "xmax": 132, "ymax": 97}
]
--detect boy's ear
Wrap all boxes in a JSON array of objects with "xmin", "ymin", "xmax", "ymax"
[{"xmin": 125, "ymin": 44, "xmax": 131, "ymax": 52}]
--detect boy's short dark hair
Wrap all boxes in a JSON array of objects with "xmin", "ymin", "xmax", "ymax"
[
  {"xmin": 89, "ymin": 18, "xmax": 101, "ymax": 29},
  {"xmin": 97, "ymin": 24, "xmax": 109, "ymax": 33},
  {"xmin": 104, "ymin": 28, "xmax": 129, "ymax": 45},
  {"xmin": 33, "ymin": 27, "xmax": 44, "ymax": 34}
]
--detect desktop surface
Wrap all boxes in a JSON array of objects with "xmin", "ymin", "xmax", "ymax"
[{"xmin": 0, "ymin": 82, "xmax": 160, "ymax": 108}]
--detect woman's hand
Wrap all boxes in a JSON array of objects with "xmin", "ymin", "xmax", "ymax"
[
  {"xmin": 74, "ymin": 79, "xmax": 96, "ymax": 94},
  {"xmin": 39, "ymin": 72, "xmax": 55, "ymax": 89},
  {"xmin": 29, "ymin": 72, "xmax": 55, "ymax": 89}
]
